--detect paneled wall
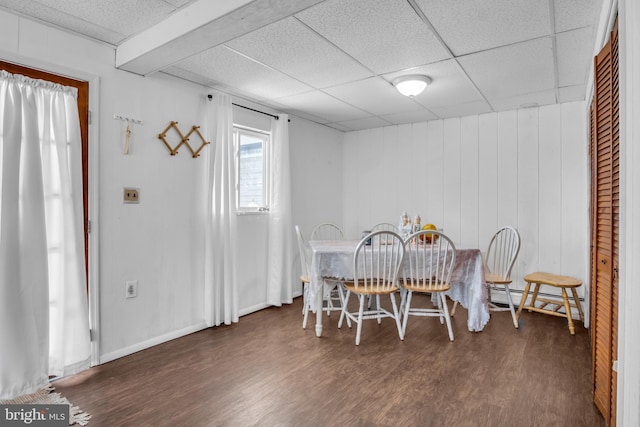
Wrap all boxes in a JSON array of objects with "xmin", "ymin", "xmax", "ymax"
[{"xmin": 343, "ymin": 102, "xmax": 589, "ymax": 305}]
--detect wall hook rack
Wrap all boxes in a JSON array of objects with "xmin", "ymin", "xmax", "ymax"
[{"xmin": 158, "ymin": 121, "xmax": 210, "ymax": 158}]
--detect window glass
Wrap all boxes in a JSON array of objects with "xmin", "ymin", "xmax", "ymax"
[{"xmin": 234, "ymin": 127, "xmax": 269, "ymax": 211}]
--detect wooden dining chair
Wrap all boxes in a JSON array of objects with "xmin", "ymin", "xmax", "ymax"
[
  {"xmin": 371, "ymin": 222, "xmax": 400, "ymax": 233},
  {"xmin": 338, "ymin": 230, "xmax": 405, "ymax": 345},
  {"xmin": 484, "ymin": 226, "xmax": 521, "ymax": 328},
  {"xmin": 401, "ymin": 230, "xmax": 457, "ymax": 341},
  {"xmin": 310, "ymin": 222, "xmax": 344, "ymax": 241},
  {"xmin": 451, "ymin": 226, "xmax": 521, "ymax": 328},
  {"xmin": 308, "ymin": 222, "xmax": 345, "ymax": 315},
  {"xmin": 297, "ymin": 225, "xmax": 348, "ymax": 329},
  {"xmin": 295, "ymin": 225, "xmax": 311, "ymax": 315}
]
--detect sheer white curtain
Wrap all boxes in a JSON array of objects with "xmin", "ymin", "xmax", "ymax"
[
  {"xmin": 203, "ymin": 93, "xmax": 239, "ymax": 326},
  {"xmin": 266, "ymin": 114, "xmax": 294, "ymax": 306},
  {"xmin": 0, "ymin": 71, "xmax": 90, "ymax": 399}
]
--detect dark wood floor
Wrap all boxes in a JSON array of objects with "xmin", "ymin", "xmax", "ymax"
[{"xmin": 54, "ymin": 295, "xmax": 604, "ymax": 427}]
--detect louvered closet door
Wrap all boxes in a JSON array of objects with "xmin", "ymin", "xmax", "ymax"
[{"xmin": 590, "ymin": 20, "xmax": 619, "ymax": 426}]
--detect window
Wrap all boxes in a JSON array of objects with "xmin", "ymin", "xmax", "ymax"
[{"xmin": 234, "ymin": 126, "xmax": 270, "ymax": 212}]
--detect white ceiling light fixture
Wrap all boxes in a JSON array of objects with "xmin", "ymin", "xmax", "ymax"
[{"xmin": 392, "ymin": 74, "xmax": 432, "ymax": 97}]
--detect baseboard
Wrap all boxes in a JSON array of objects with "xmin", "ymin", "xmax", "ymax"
[
  {"xmin": 239, "ymin": 303, "xmax": 270, "ymax": 317},
  {"xmin": 99, "ymin": 321, "xmax": 208, "ymax": 364},
  {"xmin": 100, "ymin": 294, "xmax": 305, "ymax": 364}
]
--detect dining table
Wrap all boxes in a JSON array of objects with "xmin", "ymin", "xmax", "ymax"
[{"xmin": 307, "ymin": 239, "xmax": 489, "ymax": 337}]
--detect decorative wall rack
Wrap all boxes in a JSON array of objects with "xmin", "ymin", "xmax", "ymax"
[{"xmin": 158, "ymin": 121, "xmax": 210, "ymax": 158}]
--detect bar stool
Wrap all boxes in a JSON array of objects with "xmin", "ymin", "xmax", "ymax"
[{"xmin": 516, "ymin": 272, "xmax": 584, "ymax": 335}]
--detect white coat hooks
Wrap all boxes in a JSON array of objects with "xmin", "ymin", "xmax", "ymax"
[{"xmin": 114, "ymin": 114, "xmax": 144, "ymax": 155}]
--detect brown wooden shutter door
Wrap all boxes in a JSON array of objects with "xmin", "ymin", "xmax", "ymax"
[{"xmin": 590, "ymin": 20, "xmax": 619, "ymax": 427}]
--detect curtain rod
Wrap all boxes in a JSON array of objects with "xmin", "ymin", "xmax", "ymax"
[{"xmin": 207, "ymin": 94, "xmax": 289, "ymax": 122}]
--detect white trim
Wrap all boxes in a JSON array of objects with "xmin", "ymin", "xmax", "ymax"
[
  {"xmin": 619, "ymin": 0, "xmax": 640, "ymax": 424},
  {"xmin": 87, "ymin": 77, "xmax": 101, "ymax": 367},
  {"xmin": 99, "ymin": 322, "xmax": 209, "ymax": 364},
  {"xmin": 239, "ymin": 303, "xmax": 270, "ymax": 317}
]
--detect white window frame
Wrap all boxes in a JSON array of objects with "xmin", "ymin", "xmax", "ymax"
[{"xmin": 233, "ymin": 124, "xmax": 270, "ymax": 213}]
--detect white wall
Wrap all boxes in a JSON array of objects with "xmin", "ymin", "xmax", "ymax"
[
  {"xmin": 342, "ymin": 102, "xmax": 589, "ymax": 307},
  {"xmin": 0, "ymin": 10, "xmax": 210, "ymax": 361},
  {"xmin": 0, "ymin": 10, "xmax": 344, "ymax": 363},
  {"xmin": 619, "ymin": 0, "xmax": 640, "ymax": 424},
  {"xmin": 290, "ymin": 119, "xmax": 344, "ymax": 239}
]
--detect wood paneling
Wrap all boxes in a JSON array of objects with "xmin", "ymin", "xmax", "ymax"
[
  {"xmin": 518, "ymin": 108, "xmax": 540, "ymax": 280},
  {"xmin": 342, "ymin": 103, "xmax": 588, "ymax": 298},
  {"xmin": 538, "ymin": 105, "xmax": 562, "ymax": 274},
  {"xmin": 460, "ymin": 115, "xmax": 480, "ymax": 249},
  {"xmin": 443, "ymin": 118, "xmax": 462, "ymax": 244}
]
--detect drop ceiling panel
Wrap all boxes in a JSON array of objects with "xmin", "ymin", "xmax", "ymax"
[
  {"xmin": 0, "ymin": 0, "xmax": 126, "ymax": 44},
  {"xmin": 274, "ymin": 90, "xmax": 370, "ymax": 123},
  {"xmin": 383, "ymin": 59, "xmax": 484, "ymax": 110},
  {"xmin": 558, "ymin": 84, "xmax": 586, "ymax": 103},
  {"xmin": 165, "ymin": 0, "xmax": 193, "ymax": 7},
  {"xmin": 173, "ymin": 45, "xmax": 313, "ymax": 100},
  {"xmin": 225, "ymin": 17, "xmax": 372, "ymax": 89},
  {"xmin": 430, "ymin": 100, "xmax": 494, "ymax": 119},
  {"xmin": 324, "ymin": 122, "xmax": 354, "ymax": 132},
  {"xmin": 4, "ymin": 0, "xmax": 177, "ymax": 44},
  {"xmin": 296, "ymin": 0, "xmax": 450, "ymax": 74},
  {"xmin": 0, "ymin": 9, "xmax": 19, "ymax": 53},
  {"xmin": 556, "ymin": 27, "xmax": 594, "ymax": 87},
  {"xmin": 489, "ymin": 89, "xmax": 557, "ymax": 111},
  {"xmin": 554, "ymin": 0, "xmax": 603, "ymax": 32},
  {"xmin": 0, "ymin": 1, "xmax": 603, "ymax": 131},
  {"xmin": 323, "ymin": 77, "xmax": 423, "ymax": 116},
  {"xmin": 335, "ymin": 116, "xmax": 392, "ymax": 131},
  {"xmin": 459, "ymin": 38, "xmax": 555, "ymax": 101},
  {"xmin": 416, "ymin": 0, "xmax": 551, "ymax": 56},
  {"xmin": 380, "ymin": 109, "xmax": 439, "ymax": 125}
]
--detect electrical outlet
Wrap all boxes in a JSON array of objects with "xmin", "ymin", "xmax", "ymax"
[
  {"xmin": 124, "ymin": 188, "xmax": 139, "ymax": 203},
  {"xmin": 125, "ymin": 280, "xmax": 138, "ymax": 299}
]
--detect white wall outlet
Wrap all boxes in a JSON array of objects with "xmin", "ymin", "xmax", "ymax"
[
  {"xmin": 125, "ymin": 280, "xmax": 138, "ymax": 299},
  {"xmin": 123, "ymin": 187, "xmax": 140, "ymax": 203}
]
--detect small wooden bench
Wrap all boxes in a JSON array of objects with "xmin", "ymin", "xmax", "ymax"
[{"xmin": 516, "ymin": 272, "xmax": 584, "ymax": 335}]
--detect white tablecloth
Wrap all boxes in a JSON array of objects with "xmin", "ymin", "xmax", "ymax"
[{"xmin": 308, "ymin": 240, "xmax": 489, "ymax": 332}]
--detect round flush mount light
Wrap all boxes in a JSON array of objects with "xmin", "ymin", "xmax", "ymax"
[{"xmin": 392, "ymin": 74, "xmax": 432, "ymax": 97}]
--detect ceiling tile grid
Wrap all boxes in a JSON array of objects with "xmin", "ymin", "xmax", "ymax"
[
  {"xmin": 458, "ymin": 37, "xmax": 556, "ymax": 105},
  {"xmin": 334, "ymin": 116, "xmax": 393, "ymax": 131},
  {"xmin": 554, "ymin": 0, "xmax": 602, "ymax": 32},
  {"xmin": 273, "ymin": 90, "xmax": 371, "ymax": 123},
  {"xmin": 415, "ymin": 0, "xmax": 552, "ymax": 56},
  {"xmin": 0, "ymin": 0, "xmax": 605, "ymax": 131},
  {"xmin": 380, "ymin": 109, "xmax": 439, "ymax": 125},
  {"xmin": 555, "ymin": 26, "xmax": 597, "ymax": 87},
  {"xmin": 173, "ymin": 45, "xmax": 314, "ymax": 101},
  {"xmin": 383, "ymin": 59, "xmax": 485, "ymax": 110},
  {"xmin": 322, "ymin": 76, "xmax": 426, "ymax": 116},
  {"xmin": 295, "ymin": 0, "xmax": 451, "ymax": 74},
  {"xmin": 0, "ymin": 0, "xmax": 126, "ymax": 44},
  {"xmin": 225, "ymin": 17, "xmax": 373, "ymax": 89}
]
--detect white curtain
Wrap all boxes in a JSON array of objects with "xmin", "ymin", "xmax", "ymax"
[
  {"xmin": 266, "ymin": 114, "xmax": 294, "ymax": 306},
  {"xmin": 203, "ymin": 93, "xmax": 239, "ymax": 326},
  {"xmin": 0, "ymin": 71, "xmax": 90, "ymax": 399}
]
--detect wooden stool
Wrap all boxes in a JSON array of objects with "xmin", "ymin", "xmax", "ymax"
[{"xmin": 516, "ymin": 272, "xmax": 584, "ymax": 335}]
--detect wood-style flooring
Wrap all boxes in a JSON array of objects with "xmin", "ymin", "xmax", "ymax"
[{"xmin": 54, "ymin": 295, "xmax": 604, "ymax": 427}]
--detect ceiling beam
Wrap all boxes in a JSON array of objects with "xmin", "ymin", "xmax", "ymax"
[{"xmin": 115, "ymin": 0, "xmax": 326, "ymax": 75}]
